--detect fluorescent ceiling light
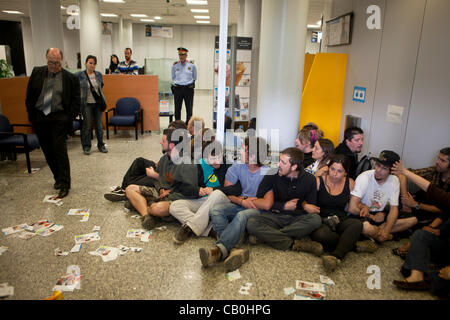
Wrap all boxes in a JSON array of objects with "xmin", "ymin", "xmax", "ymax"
[
  {"xmin": 140, "ymin": 19, "xmax": 155, "ymax": 22},
  {"xmin": 196, "ymin": 20, "xmax": 210, "ymax": 24},
  {"xmin": 194, "ymin": 15, "xmax": 210, "ymax": 19},
  {"xmin": 154, "ymin": 16, "xmax": 162, "ymax": 20},
  {"xmin": 103, "ymin": 0, "xmax": 125, "ymax": 3},
  {"xmin": 101, "ymin": 13, "xmax": 118, "ymax": 17},
  {"xmin": 131, "ymin": 14, "xmax": 147, "ymax": 17},
  {"xmin": 2, "ymin": 10, "xmax": 24, "ymax": 14},
  {"xmin": 307, "ymin": 24, "xmax": 321, "ymax": 28},
  {"xmin": 187, "ymin": 0, "xmax": 208, "ymax": 5},
  {"xmin": 190, "ymin": 9, "xmax": 209, "ymax": 13}
]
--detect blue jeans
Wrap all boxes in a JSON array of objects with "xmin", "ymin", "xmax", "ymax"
[
  {"xmin": 81, "ymin": 103, "xmax": 104, "ymax": 150},
  {"xmin": 210, "ymin": 202, "xmax": 260, "ymax": 258}
]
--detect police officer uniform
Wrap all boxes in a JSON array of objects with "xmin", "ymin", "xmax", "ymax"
[{"xmin": 171, "ymin": 47, "xmax": 197, "ymax": 124}]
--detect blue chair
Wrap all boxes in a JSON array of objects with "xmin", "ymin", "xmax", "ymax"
[
  {"xmin": 0, "ymin": 114, "xmax": 40, "ymax": 173},
  {"xmin": 105, "ymin": 97, "xmax": 143, "ymax": 140}
]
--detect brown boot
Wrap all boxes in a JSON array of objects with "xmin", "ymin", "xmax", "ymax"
[
  {"xmin": 224, "ymin": 248, "xmax": 250, "ymax": 272},
  {"xmin": 356, "ymin": 240, "xmax": 378, "ymax": 253},
  {"xmin": 199, "ymin": 246, "xmax": 222, "ymax": 267},
  {"xmin": 322, "ymin": 255, "xmax": 341, "ymax": 272},
  {"xmin": 292, "ymin": 239, "xmax": 323, "ymax": 256}
]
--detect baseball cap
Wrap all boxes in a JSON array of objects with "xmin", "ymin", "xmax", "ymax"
[{"xmin": 374, "ymin": 150, "xmax": 400, "ymax": 167}]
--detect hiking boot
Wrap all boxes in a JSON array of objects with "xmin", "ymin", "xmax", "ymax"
[
  {"xmin": 356, "ymin": 240, "xmax": 378, "ymax": 253},
  {"xmin": 248, "ymin": 235, "xmax": 262, "ymax": 245},
  {"xmin": 322, "ymin": 255, "xmax": 341, "ymax": 272},
  {"xmin": 292, "ymin": 239, "xmax": 323, "ymax": 256},
  {"xmin": 104, "ymin": 193, "xmax": 126, "ymax": 202},
  {"xmin": 199, "ymin": 246, "xmax": 222, "ymax": 267},
  {"xmin": 98, "ymin": 145, "xmax": 108, "ymax": 153},
  {"xmin": 142, "ymin": 215, "xmax": 157, "ymax": 230},
  {"xmin": 173, "ymin": 224, "xmax": 192, "ymax": 244},
  {"xmin": 224, "ymin": 248, "xmax": 250, "ymax": 272}
]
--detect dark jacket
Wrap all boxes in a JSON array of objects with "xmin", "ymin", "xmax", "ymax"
[
  {"xmin": 335, "ymin": 142, "xmax": 359, "ymax": 179},
  {"xmin": 25, "ymin": 66, "xmax": 81, "ymax": 133}
]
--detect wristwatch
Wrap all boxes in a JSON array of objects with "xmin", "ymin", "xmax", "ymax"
[{"xmin": 414, "ymin": 203, "xmax": 421, "ymax": 210}]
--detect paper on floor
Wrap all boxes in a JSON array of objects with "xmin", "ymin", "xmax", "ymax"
[
  {"xmin": 2, "ymin": 223, "xmax": 29, "ymax": 236},
  {"xmin": 0, "ymin": 246, "xmax": 8, "ymax": 255},
  {"xmin": 0, "ymin": 283, "xmax": 14, "ymax": 298},
  {"xmin": 66, "ymin": 208, "xmax": 90, "ymax": 216},
  {"xmin": 320, "ymin": 275, "xmax": 335, "ymax": 286},
  {"xmin": 89, "ymin": 246, "xmax": 121, "ymax": 262},
  {"xmin": 225, "ymin": 269, "xmax": 241, "ymax": 281},
  {"xmin": 74, "ymin": 232, "xmax": 100, "ymax": 244}
]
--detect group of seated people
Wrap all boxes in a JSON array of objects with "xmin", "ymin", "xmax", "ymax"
[{"xmin": 103, "ymin": 118, "xmax": 449, "ymax": 298}]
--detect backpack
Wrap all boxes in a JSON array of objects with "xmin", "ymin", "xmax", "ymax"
[{"xmin": 355, "ymin": 155, "xmax": 372, "ymax": 178}]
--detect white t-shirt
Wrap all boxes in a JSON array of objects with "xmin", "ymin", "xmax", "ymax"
[{"xmin": 350, "ymin": 170, "xmax": 399, "ymax": 212}]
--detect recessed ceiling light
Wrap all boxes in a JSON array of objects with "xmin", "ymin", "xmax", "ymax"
[
  {"xmin": 131, "ymin": 14, "xmax": 148, "ymax": 17},
  {"xmin": 103, "ymin": 0, "xmax": 125, "ymax": 3},
  {"xmin": 101, "ymin": 13, "xmax": 118, "ymax": 17},
  {"xmin": 2, "ymin": 10, "xmax": 24, "ymax": 14},
  {"xmin": 140, "ymin": 19, "xmax": 155, "ymax": 22},
  {"xmin": 307, "ymin": 24, "xmax": 321, "ymax": 29},
  {"xmin": 187, "ymin": 0, "xmax": 208, "ymax": 5},
  {"xmin": 194, "ymin": 15, "xmax": 210, "ymax": 19},
  {"xmin": 190, "ymin": 9, "xmax": 209, "ymax": 13},
  {"xmin": 154, "ymin": 16, "xmax": 162, "ymax": 20},
  {"xmin": 196, "ymin": 20, "xmax": 210, "ymax": 24}
]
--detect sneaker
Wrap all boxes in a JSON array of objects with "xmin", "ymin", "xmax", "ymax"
[
  {"xmin": 173, "ymin": 224, "xmax": 192, "ymax": 244},
  {"xmin": 111, "ymin": 186, "xmax": 125, "ymax": 194},
  {"xmin": 356, "ymin": 240, "xmax": 378, "ymax": 253},
  {"xmin": 142, "ymin": 215, "xmax": 157, "ymax": 230},
  {"xmin": 104, "ymin": 193, "xmax": 126, "ymax": 202},
  {"xmin": 292, "ymin": 239, "xmax": 323, "ymax": 256},
  {"xmin": 248, "ymin": 235, "xmax": 263, "ymax": 245},
  {"xmin": 199, "ymin": 246, "xmax": 222, "ymax": 268},
  {"xmin": 322, "ymin": 255, "xmax": 341, "ymax": 272},
  {"xmin": 83, "ymin": 148, "xmax": 91, "ymax": 155},
  {"xmin": 224, "ymin": 248, "xmax": 250, "ymax": 272},
  {"xmin": 98, "ymin": 146, "xmax": 108, "ymax": 153}
]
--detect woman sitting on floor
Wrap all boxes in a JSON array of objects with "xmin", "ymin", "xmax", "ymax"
[{"xmin": 305, "ymin": 138, "xmax": 335, "ymax": 177}]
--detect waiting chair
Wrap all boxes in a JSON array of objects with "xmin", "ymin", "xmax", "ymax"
[
  {"xmin": 0, "ymin": 114, "xmax": 40, "ymax": 173},
  {"xmin": 105, "ymin": 97, "xmax": 143, "ymax": 140}
]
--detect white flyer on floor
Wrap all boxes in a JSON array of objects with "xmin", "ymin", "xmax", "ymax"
[
  {"xmin": 74, "ymin": 232, "xmax": 100, "ymax": 244},
  {"xmin": 53, "ymin": 273, "xmax": 81, "ymax": 292},
  {"xmin": 80, "ymin": 213, "xmax": 90, "ymax": 222},
  {"xmin": 43, "ymin": 195, "xmax": 63, "ymax": 204},
  {"xmin": 36, "ymin": 224, "xmax": 64, "ymax": 237},
  {"xmin": 0, "ymin": 283, "xmax": 14, "ymax": 298},
  {"xmin": 126, "ymin": 229, "xmax": 148, "ymax": 239},
  {"xmin": 2, "ymin": 223, "xmax": 29, "ymax": 235},
  {"xmin": 320, "ymin": 275, "xmax": 335, "ymax": 286},
  {"xmin": 70, "ymin": 244, "xmax": 82, "ymax": 253},
  {"xmin": 225, "ymin": 269, "xmax": 241, "ymax": 281},
  {"xmin": 0, "ymin": 246, "xmax": 8, "ymax": 255},
  {"xmin": 140, "ymin": 231, "xmax": 152, "ymax": 242},
  {"xmin": 66, "ymin": 208, "xmax": 90, "ymax": 216},
  {"xmin": 89, "ymin": 246, "xmax": 121, "ymax": 262}
]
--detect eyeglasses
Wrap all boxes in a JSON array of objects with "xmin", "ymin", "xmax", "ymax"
[
  {"xmin": 178, "ymin": 53, "xmax": 187, "ymax": 56},
  {"xmin": 47, "ymin": 60, "xmax": 61, "ymax": 66}
]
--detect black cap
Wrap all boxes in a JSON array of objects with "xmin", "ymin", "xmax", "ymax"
[{"xmin": 374, "ymin": 150, "xmax": 400, "ymax": 167}]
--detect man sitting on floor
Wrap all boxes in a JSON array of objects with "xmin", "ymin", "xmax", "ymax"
[
  {"xmin": 348, "ymin": 150, "xmax": 417, "ymax": 250},
  {"xmin": 125, "ymin": 128, "xmax": 198, "ymax": 230},
  {"xmin": 246, "ymin": 147, "xmax": 323, "ymax": 256}
]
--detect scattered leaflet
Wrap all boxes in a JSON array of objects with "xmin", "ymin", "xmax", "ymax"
[
  {"xmin": 116, "ymin": 245, "xmax": 130, "ymax": 255},
  {"xmin": 74, "ymin": 232, "xmax": 100, "ymax": 244},
  {"xmin": 70, "ymin": 244, "xmax": 82, "ymax": 253},
  {"xmin": 66, "ymin": 208, "xmax": 90, "ymax": 216},
  {"xmin": 0, "ymin": 283, "xmax": 14, "ymax": 298},
  {"xmin": 225, "ymin": 269, "xmax": 241, "ymax": 281},
  {"xmin": 239, "ymin": 282, "xmax": 253, "ymax": 295},
  {"xmin": 126, "ymin": 229, "xmax": 149, "ymax": 240},
  {"xmin": 36, "ymin": 224, "xmax": 64, "ymax": 237},
  {"xmin": 89, "ymin": 246, "xmax": 121, "ymax": 262},
  {"xmin": 295, "ymin": 280, "xmax": 326, "ymax": 300},
  {"xmin": 52, "ymin": 272, "xmax": 81, "ymax": 292},
  {"xmin": 0, "ymin": 246, "xmax": 8, "ymax": 255},
  {"xmin": 2, "ymin": 223, "xmax": 29, "ymax": 236},
  {"xmin": 54, "ymin": 248, "xmax": 69, "ymax": 256},
  {"xmin": 43, "ymin": 195, "xmax": 63, "ymax": 206},
  {"xmin": 320, "ymin": 275, "xmax": 335, "ymax": 286}
]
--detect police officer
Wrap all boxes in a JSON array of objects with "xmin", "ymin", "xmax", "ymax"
[{"xmin": 171, "ymin": 47, "xmax": 197, "ymax": 124}]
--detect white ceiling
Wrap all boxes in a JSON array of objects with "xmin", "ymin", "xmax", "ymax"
[{"xmin": 0, "ymin": 0, "xmax": 328, "ymax": 26}]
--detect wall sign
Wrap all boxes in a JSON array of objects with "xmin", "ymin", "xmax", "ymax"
[{"xmin": 353, "ymin": 86, "xmax": 366, "ymax": 103}]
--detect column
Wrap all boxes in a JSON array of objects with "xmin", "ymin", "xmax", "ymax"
[
  {"xmin": 256, "ymin": 0, "xmax": 309, "ymax": 151},
  {"xmin": 79, "ymin": 0, "xmax": 102, "ymax": 72},
  {"xmin": 237, "ymin": 0, "xmax": 262, "ymax": 119},
  {"xmin": 29, "ymin": 0, "xmax": 64, "ymax": 66},
  {"xmin": 21, "ymin": 17, "xmax": 34, "ymax": 75}
]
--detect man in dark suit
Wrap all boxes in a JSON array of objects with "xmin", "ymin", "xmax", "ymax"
[{"xmin": 25, "ymin": 48, "xmax": 80, "ymax": 198}]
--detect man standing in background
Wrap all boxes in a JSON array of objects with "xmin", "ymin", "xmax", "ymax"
[
  {"xmin": 25, "ymin": 48, "xmax": 80, "ymax": 198},
  {"xmin": 171, "ymin": 47, "xmax": 197, "ymax": 124},
  {"xmin": 116, "ymin": 48, "xmax": 139, "ymax": 75}
]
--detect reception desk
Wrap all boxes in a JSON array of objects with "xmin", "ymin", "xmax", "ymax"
[{"xmin": 0, "ymin": 74, "xmax": 159, "ymax": 133}]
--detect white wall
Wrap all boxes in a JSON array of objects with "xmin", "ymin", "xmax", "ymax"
[
  {"xmin": 62, "ymin": 23, "xmax": 80, "ymax": 70},
  {"xmin": 327, "ymin": 0, "xmax": 450, "ymax": 168}
]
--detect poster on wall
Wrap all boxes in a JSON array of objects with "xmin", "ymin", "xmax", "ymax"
[
  {"xmin": 102, "ymin": 22, "xmax": 112, "ymax": 35},
  {"xmin": 145, "ymin": 25, "xmax": 173, "ymax": 38}
]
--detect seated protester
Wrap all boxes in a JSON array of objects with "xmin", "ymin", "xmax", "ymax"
[
  {"xmin": 125, "ymin": 128, "xmax": 198, "ymax": 230},
  {"xmin": 103, "ymin": 120, "xmax": 187, "ymax": 202},
  {"xmin": 348, "ymin": 151, "xmax": 417, "ymax": 250},
  {"xmin": 305, "ymin": 138, "xmax": 334, "ymax": 177},
  {"xmin": 295, "ymin": 124, "xmax": 324, "ymax": 168},
  {"xmin": 199, "ymin": 137, "xmax": 273, "ymax": 272},
  {"xmin": 392, "ymin": 160, "xmax": 450, "ymax": 296},
  {"xmin": 246, "ymin": 148, "xmax": 323, "ymax": 256},
  {"xmin": 393, "ymin": 148, "xmax": 450, "ymax": 258},
  {"xmin": 334, "ymin": 127, "xmax": 364, "ymax": 180},
  {"xmin": 170, "ymin": 141, "xmax": 231, "ymax": 244},
  {"xmin": 308, "ymin": 155, "xmax": 362, "ymax": 271}
]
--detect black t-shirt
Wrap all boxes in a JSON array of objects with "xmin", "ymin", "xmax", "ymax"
[
  {"xmin": 256, "ymin": 169, "xmax": 317, "ymax": 215},
  {"xmin": 303, "ymin": 152, "xmax": 315, "ymax": 168},
  {"xmin": 335, "ymin": 142, "xmax": 359, "ymax": 179}
]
